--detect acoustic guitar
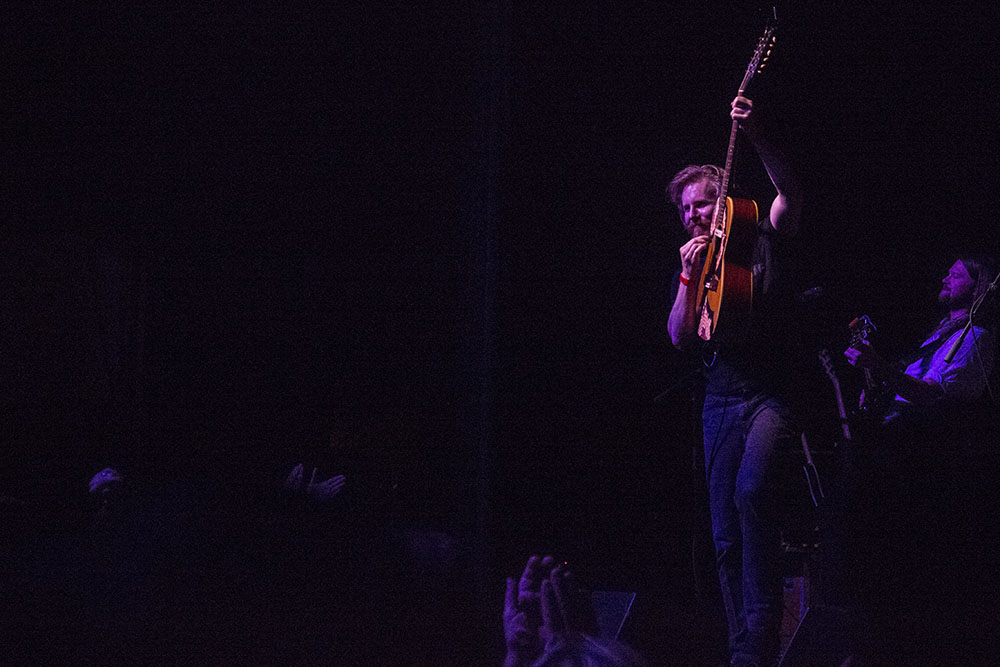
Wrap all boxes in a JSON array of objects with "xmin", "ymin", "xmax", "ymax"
[{"xmin": 695, "ymin": 22, "xmax": 777, "ymax": 341}]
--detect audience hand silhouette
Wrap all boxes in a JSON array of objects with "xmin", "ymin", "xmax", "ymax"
[
  {"xmin": 305, "ymin": 469, "xmax": 346, "ymax": 503},
  {"xmin": 283, "ymin": 463, "xmax": 305, "ymax": 494},
  {"xmin": 283, "ymin": 463, "xmax": 346, "ymax": 504},
  {"xmin": 504, "ymin": 555, "xmax": 585, "ymax": 667}
]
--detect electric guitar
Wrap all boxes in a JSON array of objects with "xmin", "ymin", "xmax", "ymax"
[
  {"xmin": 695, "ymin": 22, "xmax": 777, "ymax": 341},
  {"xmin": 847, "ymin": 315, "xmax": 894, "ymax": 425},
  {"xmin": 818, "ymin": 348, "xmax": 852, "ymax": 443}
]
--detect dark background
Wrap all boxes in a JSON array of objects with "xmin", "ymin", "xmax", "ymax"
[{"xmin": 2, "ymin": 2, "xmax": 998, "ymax": 663}]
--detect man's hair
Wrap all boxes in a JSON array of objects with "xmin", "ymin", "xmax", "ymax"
[
  {"xmin": 959, "ymin": 254, "xmax": 997, "ymax": 309},
  {"xmin": 959, "ymin": 254, "xmax": 999, "ymax": 333},
  {"xmin": 666, "ymin": 164, "xmax": 723, "ymax": 213}
]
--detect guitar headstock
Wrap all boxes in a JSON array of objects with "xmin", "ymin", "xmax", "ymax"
[
  {"xmin": 740, "ymin": 22, "xmax": 777, "ymax": 91},
  {"xmin": 818, "ymin": 348, "xmax": 836, "ymax": 382},
  {"xmin": 848, "ymin": 315, "xmax": 877, "ymax": 348}
]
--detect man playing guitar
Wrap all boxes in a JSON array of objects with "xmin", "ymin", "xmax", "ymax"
[
  {"xmin": 837, "ymin": 255, "xmax": 997, "ymax": 663},
  {"xmin": 666, "ymin": 94, "xmax": 803, "ymax": 667},
  {"xmin": 845, "ymin": 256, "xmax": 996, "ymax": 424}
]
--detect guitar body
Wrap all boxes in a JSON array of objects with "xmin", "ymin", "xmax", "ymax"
[
  {"xmin": 697, "ymin": 196, "xmax": 759, "ymax": 340},
  {"xmin": 856, "ymin": 381, "xmax": 891, "ymax": 427}
]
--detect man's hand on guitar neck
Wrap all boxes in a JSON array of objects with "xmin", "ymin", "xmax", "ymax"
[{"xmin": 730, "ymin": 95, "xmax": 757, "ymax": 137}]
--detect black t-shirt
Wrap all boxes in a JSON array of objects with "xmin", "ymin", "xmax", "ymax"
[{"xmin": 671, "ymin": 218, "xmax": 804, "ymax": 400}]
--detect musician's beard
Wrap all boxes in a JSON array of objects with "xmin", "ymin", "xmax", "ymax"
[{"xmin": 939, "ymin": 288, "xmax": 972, "ymax": 311}]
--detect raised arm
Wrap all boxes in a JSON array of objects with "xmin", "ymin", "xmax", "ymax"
[{"xmin": 731, "ymin": 96, "xmax": 803, "ymax": 237}]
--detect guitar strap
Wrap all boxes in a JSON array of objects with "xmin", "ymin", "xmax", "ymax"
[{"xmin": 896, "ymin": 322, "xmax": 956, "ymax": 371}]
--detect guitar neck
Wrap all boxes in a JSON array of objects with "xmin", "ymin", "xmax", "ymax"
[
  {"xmin": 713, "ymin": 24, "xmax": 773, "ymax": 229},
  {"xmin": 713, "ymin": 118, "xmax": 740, "ymax": 233},
  {"xmin": 820, "ymin": 349, "xmax": 853, "ymax": 442},
  {"xmin": 829, "ymin": 377, "xmax": 852, "ymax": 441}
]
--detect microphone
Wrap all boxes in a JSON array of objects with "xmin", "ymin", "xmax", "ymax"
[{"xmin": 943, "ymin": 320, "xmax": 972, "ymax": 364}]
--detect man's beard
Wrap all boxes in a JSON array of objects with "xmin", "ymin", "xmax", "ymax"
[{"xmin": 939, "ymin": 289, "xmax": 972, "ymax": 310}]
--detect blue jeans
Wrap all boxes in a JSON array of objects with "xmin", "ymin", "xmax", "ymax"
[{"xmin": 703, "ymin": 389, "xmax": 796, "ymax": 663}]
